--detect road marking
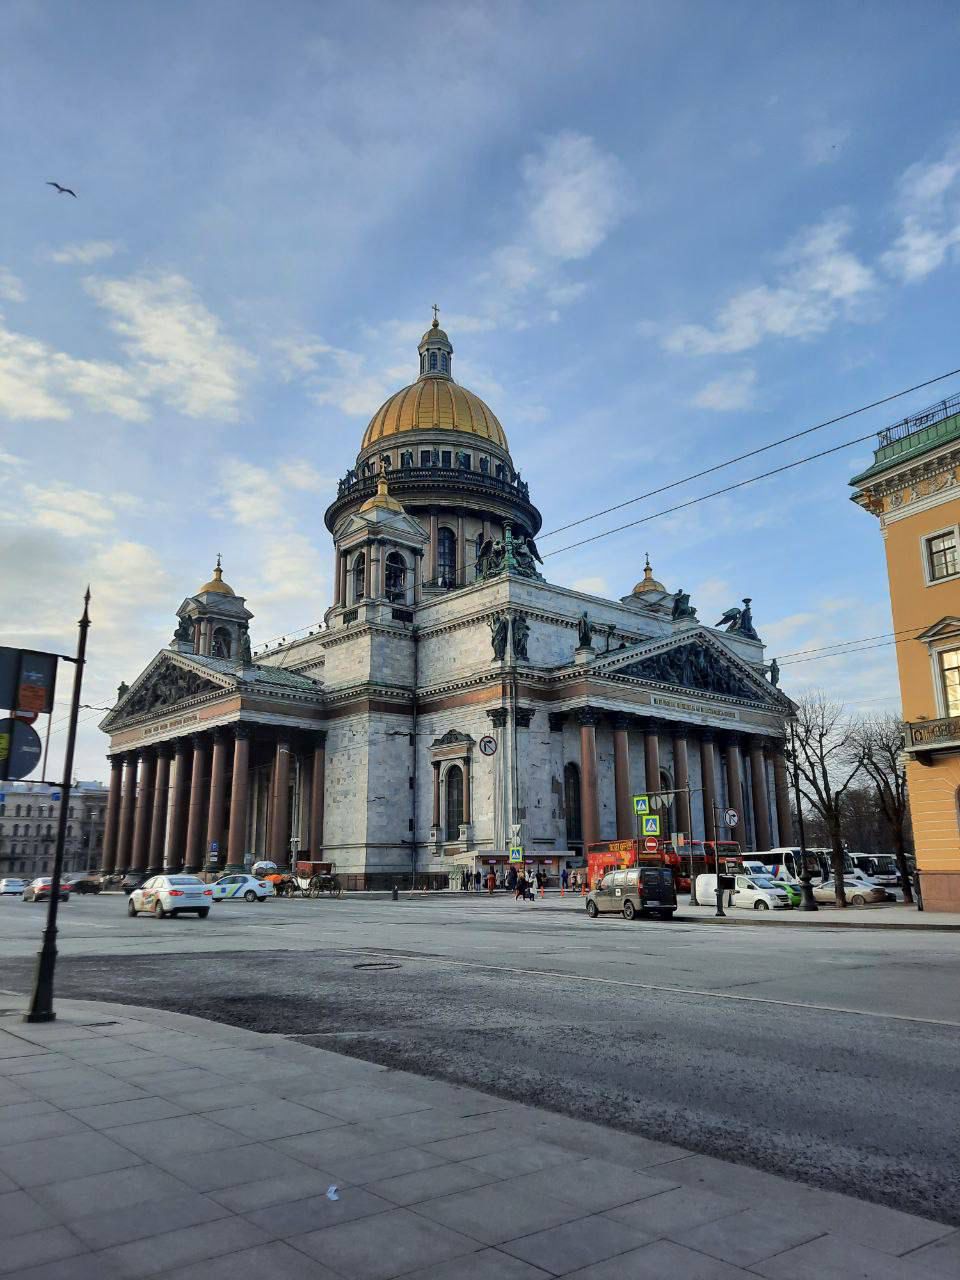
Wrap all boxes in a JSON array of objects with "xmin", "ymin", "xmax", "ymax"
[{"xmin": 327, "ymin": 946, "xmax": 960, "ymax": 1029}]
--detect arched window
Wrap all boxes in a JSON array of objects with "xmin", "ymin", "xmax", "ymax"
[
  {"xmin": 440, "ymin": 353, "xmax": 448, "ymax": 372},
  {"xmin": 564, "ymin": 762, "xmax": 582, "ymax": 846},
  {"xmin": 385, "ymin": 551, "xmax": 407, "ymax": 603},
  {"xmin": 475, "ymin": 533, "xmax": 484, "ymax": 581},
  {"xmin": 445, "ymin": 765, "xmax": 464, "ymax": 841},
  {"xmin": 26, "ymin": 805, "xmax": 32, "ymax": 817},
  {"xmin": 353, "ymin": 552, "xmax": 366, "ymax": 602},
  {"xmin": 15, "ymin": 804, "xmax": 21, "ymax": 816},
  {"xmin": 437, "ymin": 528, "xmax": 456, "ymax": 588},
  {"xmin": 212, "ymin": 627, "xmax": 232, "ymax": 658},
  {"xmin": 12, "ymin": 824, "xmax": 18, "ymax": 836},
  {"xmin": 430, "ymin": 351, "xmax": 438, "ymax": 371}
]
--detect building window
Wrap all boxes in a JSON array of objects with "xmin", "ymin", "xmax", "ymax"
[
  {"xmin": 436, "ymin": 528, "xmax": 456, "ymax": 588},
  {"xmin": 939, "ymin": 648, "xmax": 960, "ymax": 716},
  {"xmin": 495, "ymin": 463, "xmax": 505, "ymax": 482},
  {"xmin": 564, "ymin": 763, "xmax": 582, "ymax": 846},
  {"xmin": 441, "ymin": 450, "xmax": 451, "ymax": 469},
  {"xmin": 26, "ymin": 806, "xmax": 31, "ymax": 817},
  {"xmin": 421, "ymin": 449, "xmax": 432, "ymax": 467},
  {"xmin": 445, "ymin": 765, "xmax": 463, "ymax": 841},
  {"xmin": 12, "ymin": 824, "xmax": 18, "ymax": 837},
  {"xmin": 385, "ymin": 551, "xmax": 407, "ymax": 603},
  {"xmin": 353, "ymin": 552, "xmax": 366, "ymax": 602},
  {"xmin": 479, "ymin": 456, "xmax": 489, "ymax": 474},
  {"xmin": 659, "ymin": 770, "xmax": 676, "ymax": 836},
  {"xmin": 400, "ymin": 450, "xmax": 413, "ymax": 468},
  {"xmin": 440, "ymin": 353, "xmax": 448, "ymax": 372},
  {"xmin": 430, "ymin": 352, "xmax": 438, "ymax": 371},
  {"xmin": 926, "ymin": 530, "xmax": 959, "ymax": 582},
  {"xmin": 15, "ymin": 804, "xmax": 20, "ymax": 817},
  {"xmin": 475, "ymin": 533, "xmax": 484, "ymax": 581}
]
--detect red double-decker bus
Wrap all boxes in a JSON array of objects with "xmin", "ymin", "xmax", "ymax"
[
  {"xmin": 662, "ymin": 840, "xmax": 742, "ymax": 892},
  {"xmin": 586, "ymin": 840, "xmax": 682, "ymax": 890}
]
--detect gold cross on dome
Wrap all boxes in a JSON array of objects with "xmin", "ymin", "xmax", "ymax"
[{"xmin": 432, "ymin": 303, "xmax": 439, "ymax": 323}]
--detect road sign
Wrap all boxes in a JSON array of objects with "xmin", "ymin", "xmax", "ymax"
[
  {"xmin": 0, "ymin": 648, "xmax": 58, "ymax": 715},
  {"xmin": 210, "ymin": 841, "xmax": 219, "ymax": 853},
  {"xmin": 641, "ymin": 814, "xmax": 660, "ymax": 836},
  {"xmin": 509, "ymin": 847, "xmax": 524, "ymax": 864},
  {"xmin": 479, "ymin": 735, "xmax": 497, "ymax": 756},
  {"xmin": 0, "ymin": 717, "xmax": 42, "ymax": 781},
  {"xmin": 723, "ymin": 808, "xmax": 739, "ymax": 828},
  {"xmin": 644, "ymin": 836, "xmax": 659, "ymax": 852},
  {"xmin": 632, "ymin": 794, "xmax": 649, "ymax": 815}
]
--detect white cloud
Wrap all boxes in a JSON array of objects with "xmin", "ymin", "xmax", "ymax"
[
  {"xmin": 86, "ymin": 272, "xmax": 254, "ymax": 420},
  {"xmin": 0, "ymin": 315, "xmax": 147, "ymax": 422},
  {"xmin": 664, "ymin": 214, "xmax": 874, "ymax": 356},
  {"xmin": 881, "ymin": 141, "xmax": 960, "ymax": 283},
  {"xmin": 47, "ymin": 240, "xmax": 121, "ymax": 266},
  {"xmin": 0, "ymin": 268, "xmax": 25, "ymax": 302},
  {"xmin": 691, "ymin": 367, "xmax": 757, "ymax": 411},
  {"xmin": 20, "ymin": 482, "xmax": 133, "ymax": 538},
  {"xmin": 523, "ymin": 132, "xmax": 628, "ymax": 261},
  {"xmin": 569, "ymin": 575, "xmax": 610, "ymax": 596}
]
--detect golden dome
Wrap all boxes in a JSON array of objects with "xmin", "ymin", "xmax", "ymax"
[
  {"xmin": 633, "ymin": 554, "xmax": 666, "ymax": 595},
  {"xmin": 198, "ymin": 557, "xmax": 235, "ymax": 597},
  {"xmin": 361, "ymin": 378, "xmax": 508, "ymax": 451},
  {"xmin": 360, "ymin": 472, "xmax": 405, "ymax": 514}
]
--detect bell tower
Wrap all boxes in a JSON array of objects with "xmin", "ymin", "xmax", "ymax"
[{"xmin": 171, "ymin": 556, "xmax": 254, "ymax": 662}]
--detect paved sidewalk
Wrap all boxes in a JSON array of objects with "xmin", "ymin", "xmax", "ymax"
[{"xmin": 0, "ymin": 996, "xmax": 956, "ymax": 1280}]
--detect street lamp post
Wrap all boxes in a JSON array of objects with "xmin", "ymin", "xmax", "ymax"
[
  {"xmin": 788, "ymin": 717, "xmax": 818, "ymax": 912},
  {"xmin": 25, "ymin": 590, "xmax": 91, "ymax": 1023}
]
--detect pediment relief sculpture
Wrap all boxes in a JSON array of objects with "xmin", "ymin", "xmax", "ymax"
[
  {"xmin": 115, "ymin": 662, "xmax": 226, "ymax": 721},
  {"xmin": 613, "ymin": 641, "xmax": 762, "ymax": 702}
]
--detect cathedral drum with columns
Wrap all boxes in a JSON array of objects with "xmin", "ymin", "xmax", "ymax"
[{"xmin": 99, "ymin": 316, "xmax": 795, "ymax": 888}]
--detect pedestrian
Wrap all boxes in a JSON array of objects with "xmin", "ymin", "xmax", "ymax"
[
  {"xmin": 486, "ymin": 869, "xmax": 495, "ymax": 895},
  {"xmin": 462, "ymin": 869, "xmax": 471, "ymax": 893},
  {"xmin": 507, "ymin": 865, "xmax": 517, "ymax": 892},
  {"xmin": 515, "ymin": 871, "xmax": 526, "ymax": 901},
  {"xmin": 474, "ymin": 868, "xmax": 482, "ymax": 894},
  {"xmin": 561, "ymin": 867, "xmax": 569, "ymax": 893}
]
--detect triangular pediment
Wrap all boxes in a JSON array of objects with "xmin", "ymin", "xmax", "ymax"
[
  {"xmin": 338, "ymin": 507, "xmax": 428, "ymax": 543},
  {"xmin": 916, "ymin": 616, "xmax": 960, "ymax": 643},
  {"xmin": 593, "ymin": 630, "xmax": 790, "ymax": 709},
  {"xmin": 100, "ymin": 652, "xmax": 235, "ymax": 731}
]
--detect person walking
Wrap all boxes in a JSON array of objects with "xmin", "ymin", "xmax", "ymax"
[
  {"xmin": 507, "ymin": 865, "xmax": 517, "ymax": 893},
  {"xmin": 515, "ymin": 871, "xmax": 526, "ymax": 902},
  {"xmin": 474, "ymin": 868, "xmax": 482, "ymax": 894},
  {"xmin": 486, "ymin": 869, "xmax": 496, "ymax": 895},
  {"xmin": 561, "ymin": 866, "xmax": 569, "ymax": 894}
]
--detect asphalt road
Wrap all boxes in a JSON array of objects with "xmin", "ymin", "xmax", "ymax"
[{"xmin": 2, "ymin": 892, "xmax": 959, "ymax": 1223}]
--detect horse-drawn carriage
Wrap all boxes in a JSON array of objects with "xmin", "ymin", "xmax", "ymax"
[{"xmin": 270, "ymin": 860, "xmax": 342, "ymax": 899}]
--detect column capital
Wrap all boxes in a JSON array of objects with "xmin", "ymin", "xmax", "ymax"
[
  {"xmin": 233, "ymin": 723, "xmax": 252, "ymax": 741},
  {"xmin": 155, "ymin": 742, "xmax": 174, "ymax": 761},
  {"xmin": 486, "ymin": 708, "xmax": 509, "ymax": 728},
  {"xmin": 107, "ymin": 753, "xmax": 124, "ymax": 770},
  {"xmin": 547, "ymin": 712, "xmax": 566, "ymax": 732},
  {"xmin": 312, "ymin": 730, "xmax": 328, "ymax": 748},
  {"xmin": 640, "ymin": 717, "xmax": 663, "ymax": 736},
  {"xmin": 609, "ymin": 712, "xmax": 632, "ymax": 731},
  {"xmin": 515, "ymin": 708, "xmax": 536, "ymax": 728},
  {"xmin": 671, "ymin": 726, "xmax": 690, "ymax": 743},
  {"xmin": 575, "ymin": 706, "xmax": 601, "ymax": 728},
  {"xmin": 190, "ymin": 732, "xmax": 208, "ymax": 751}
]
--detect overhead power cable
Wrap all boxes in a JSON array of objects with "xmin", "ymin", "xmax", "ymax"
[{"xmin": 539, "ymin": 365, "xmax": 960, "ymax": 540}]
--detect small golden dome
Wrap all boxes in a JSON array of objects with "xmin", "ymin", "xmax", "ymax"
[
  {"xmin": 360, "ymin": 472, "xmax": 405, "ymax": 514},
  {"xmin": 633, "ymin": 554, "xmax": 666, "ymax": 595},
  {"xmin": 198, "ymin": 556, "xmax": 235, "ymax": 597},
  {"xmin": 361, "ymin": 378, "xmax": 508, "ymax": 451}
]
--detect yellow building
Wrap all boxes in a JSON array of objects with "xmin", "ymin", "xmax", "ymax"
[{"xmin": 851, "ymin": 395, "xmax": 960, "ymax": 910}]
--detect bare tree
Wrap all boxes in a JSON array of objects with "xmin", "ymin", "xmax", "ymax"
[
  {"xmin": 790, "ymin": 692, "xmax": 862, "ymax": 907},
  {"xmin": 849, "ymin": 713, "xmax": 914, "ymax": 904}
]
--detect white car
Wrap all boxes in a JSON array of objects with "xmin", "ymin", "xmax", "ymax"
[
  {"xmin": 731, "ymin": 874, "xmax": 793, "ymax": 911},
  {"xmin": 0, "ymin": 878, "xmax": 26, "ymax": 895},
  {"xmin": 127, "ymin": 875, "xmax": 212, "ymax": 919},
  {"xmin": 210, "ymin": 874, "xmax": 273, "ymax": 902}
]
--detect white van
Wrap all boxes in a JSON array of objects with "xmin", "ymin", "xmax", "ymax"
[{"xmin": 695, "ymin": 873, "xmax": 792, "ymax": 910}]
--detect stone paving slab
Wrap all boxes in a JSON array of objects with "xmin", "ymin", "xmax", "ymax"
[{"xmin": 0, "ymin": 996, "xmax": 955, "ymax": 1279}]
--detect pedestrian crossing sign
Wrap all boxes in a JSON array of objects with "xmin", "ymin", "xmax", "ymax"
[
  {"xmin": 509, "ymin": 847, "xmax": 524, "ymax": 863},
  {"xmin": 641, "ymin": 815, "xmax": 660, "ymax": 836},
  {"xmin": 632, "ymin": 794, "xmax": 650, "ymax": 815}
]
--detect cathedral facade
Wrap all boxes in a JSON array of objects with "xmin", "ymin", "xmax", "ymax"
[{"xmin": 99, "ymin": 318, "xmax": 794, "ymax": 887}]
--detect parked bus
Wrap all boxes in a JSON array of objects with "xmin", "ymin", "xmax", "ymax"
[
  {"xmin": 585, "ymin": 840, "xmax": 682, "ymax": 890},
  {"xmin": 661, "ymin": 840, "xmax": 742, "ymax": 892}
]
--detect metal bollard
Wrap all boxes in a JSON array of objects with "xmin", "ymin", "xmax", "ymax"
[{"xmin": 392, "ymin": 885, "xmax": 399, "ymax": 902}]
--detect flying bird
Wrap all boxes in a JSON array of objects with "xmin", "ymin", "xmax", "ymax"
[{"xmin": 46, "ymin": 182, "xmax": 77, "ymax": 197}]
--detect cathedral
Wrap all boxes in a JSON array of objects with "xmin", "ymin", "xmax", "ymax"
[{"xmin": 98, "ymin": 316, "xmax": 794, "ymax": 888}]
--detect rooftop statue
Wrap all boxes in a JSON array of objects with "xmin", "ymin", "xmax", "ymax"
[
  {"xmin": 715, "ymin": 597, "xmax": 760, "ymax": 641},
  {"xmin": 577, "ymin": 611, "xmax": 594, "ymax": 649},
  {"xmin": 672, "ymin": 589, "xmax": 697, "ymax": 621},
  {"xmin": 489, "ymin": 612, "xmax": 510, "ymax": 661}
]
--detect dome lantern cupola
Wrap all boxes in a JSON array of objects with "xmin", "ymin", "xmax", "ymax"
[{"xmin": 418, "ymin": 306, "xmax": 453, "ymax": 379}]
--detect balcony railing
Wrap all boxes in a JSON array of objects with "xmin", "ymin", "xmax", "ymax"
[
  {"xmin": 334, "ymin": 465, "xmax": 531, "ymax": 505},
  {"xmin": 905, "ymin": 716, "xmax": 960, "ymax": 752},
  {"xmin": 877, "ymin": 393, "xmax": 960, "ymax": 452}
]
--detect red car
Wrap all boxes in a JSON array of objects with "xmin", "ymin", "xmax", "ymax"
[{"xmin": 21, "ymin": 878, "xmax": 70, "ymax": 903}]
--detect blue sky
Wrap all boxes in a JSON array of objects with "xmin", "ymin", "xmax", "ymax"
[{"xmin": 3, "ymin": 0, "xmax": 960, "ymax": 779}]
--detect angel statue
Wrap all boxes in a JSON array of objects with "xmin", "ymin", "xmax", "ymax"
[
  {"xmin": 576, "ymin": 612, "xmax": 594, "ymax": 649},
  {"xmin": 715, "ymin": 605, "xmax": 742, "ymax": 632}
]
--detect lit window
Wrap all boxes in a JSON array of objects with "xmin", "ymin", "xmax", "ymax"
[
  {"xmin": 927, "ymin": 531, "xmax": 958, "ymax": 581},
  {"xmin": 940, "ymin": 648, "xmax": 960, "ymax": 716}
]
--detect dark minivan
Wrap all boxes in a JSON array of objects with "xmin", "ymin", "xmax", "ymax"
[{"xmin": 585, "ymin": 866, "xmax": 677, "ymax": 921}]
